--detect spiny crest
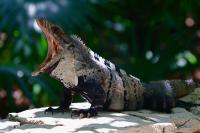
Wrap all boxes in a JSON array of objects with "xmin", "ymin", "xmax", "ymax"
[{"xmin": 70, "ymin": 34, "xmax": 86, "ymax": 46}]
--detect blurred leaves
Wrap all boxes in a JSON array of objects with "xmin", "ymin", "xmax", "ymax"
[{"xmin": 0, "ymin": 0, "xmax": 200, "ymax": 118}]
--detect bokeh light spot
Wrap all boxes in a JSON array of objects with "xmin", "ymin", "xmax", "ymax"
[{"xmin": 185, "ymin": 17, "xmax": 195, "ymax": 27}]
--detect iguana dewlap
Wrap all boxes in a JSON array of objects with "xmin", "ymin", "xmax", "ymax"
[{"xmin": 32, "ymin": 17, "xmax": 199, "ymax": 118}]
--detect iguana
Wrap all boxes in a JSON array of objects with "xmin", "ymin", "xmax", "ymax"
[{"xmin": 32, "ymin": 17, "xmax": 199, "ymax": 118}]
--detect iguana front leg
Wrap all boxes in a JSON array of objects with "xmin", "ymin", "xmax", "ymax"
[
  {"xmin": 71, "ymin": 77, "xmax": 106, "ymax": 118},
  {"xmin": 45, "ymin": 87, "xmax": 72, "ymax": 114}
]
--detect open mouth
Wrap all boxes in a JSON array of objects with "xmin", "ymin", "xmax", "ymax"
[{"xmin": 32, "ymin": 18, "xmax": 63, "ymax": 76}]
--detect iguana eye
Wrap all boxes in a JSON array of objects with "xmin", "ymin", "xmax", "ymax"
[{"xmin": 67, "ymin": 44, "xmax": 75, "ymax": 50}]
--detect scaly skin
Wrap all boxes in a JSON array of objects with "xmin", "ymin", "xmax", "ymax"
[{"xmin": 32, "ymin": 17, "xmax": 199, "ymax": 118}]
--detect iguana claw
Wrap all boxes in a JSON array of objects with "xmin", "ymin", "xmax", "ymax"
[
  {"xmin": 44, "ymin": 106, "xmax": 68, "ymax": 115},
  {"xmin": 71, "ymin": 108, "xmax": 98, "ymax": 118}
]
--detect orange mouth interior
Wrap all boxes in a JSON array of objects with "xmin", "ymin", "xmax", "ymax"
[
  {"xmin": 32, "ymin": 18, "xmax": 64, "ymax": 76},
  {"xmin": 32, "ymin": 35, "xmax": 62, "ymax": 76}
]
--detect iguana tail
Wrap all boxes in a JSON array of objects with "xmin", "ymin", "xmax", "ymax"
[{"xmin": 142, "ymin": 79, "xmax": 199, "ymax": 112}]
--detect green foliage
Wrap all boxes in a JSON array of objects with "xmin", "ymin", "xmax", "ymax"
[{"xmin": 0, "ymin": 0, "xmax": 200, "ymax": 118}]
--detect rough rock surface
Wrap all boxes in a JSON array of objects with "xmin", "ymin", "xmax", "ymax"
[
  {"xmin": 0, "ymin": 102, "xmax": 200, "ymax": 133},
  {"xmin": 179, "ymin": 88, "xmax": 200, "ymax": 105}
]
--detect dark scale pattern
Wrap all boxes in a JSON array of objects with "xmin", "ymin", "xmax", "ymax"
[
  {"xmin": 104, "ymin": 59, "xmax": 110, "ymax": 67},
  {"xmin": 108, "ymin": 68, "xmax": 113, "ymax": 88},
  {"xmin": 94, "ymin": 53, "xmax": 100, "ymax": 61},
  {"xmin": 122, "ymin": 80, "xmax": 125, "ymax": 88},
  {"xmin": 103, "ymin": 90, "xmax": 111, "ymax": 110},
  {"xmin": 115, "ymin": 66, "xmax": 125, "ymax": 88},
  {"xmin": 115, "ymin": 65, "xmax": 121, "ymax": 74},
  {"xmin": 134, "ymin": 83, "xmax": 137, "ymax": 87},
  {"xmin": 124, "ymin": 90, "xmax": 128, "ymax": 109}
]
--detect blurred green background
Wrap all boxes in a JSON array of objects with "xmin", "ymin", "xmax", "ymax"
[{"xmin": 0, "ymin": 0, "xmax": 200, "ymax": 119}]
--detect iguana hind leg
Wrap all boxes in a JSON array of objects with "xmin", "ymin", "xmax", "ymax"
[
  {"xmin": 71, "ymin": 108, "xmax": 98, "ymax": 118},
  {"xmin": 71, "ymin": 77, "xmax": 106, "ymax": 118}
]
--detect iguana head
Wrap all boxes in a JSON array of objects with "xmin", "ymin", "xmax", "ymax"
[
  {"xmin": 32, "ymin": 17, "xmax": 64, "ymax": 76},
  {"xmin": 32, "ymin": 17, "xmax": 87, "ymax": 87}
]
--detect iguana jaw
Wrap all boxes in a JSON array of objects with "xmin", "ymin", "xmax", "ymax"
[{"xmin": 32, "ymin": 17, "xmax": 64, "ymax": 76}]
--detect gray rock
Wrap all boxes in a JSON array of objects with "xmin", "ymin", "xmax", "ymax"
[
  {"xmin": 179, "ymin": 88, "xmax": 200, "ymax": 104},
  {"xmin": 1, "ymin": 102, "xmax": 200, "ymax": 133},
  {"xmin": 190, "ymin": 106, "xmax": 200, "ymax": 117}
]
